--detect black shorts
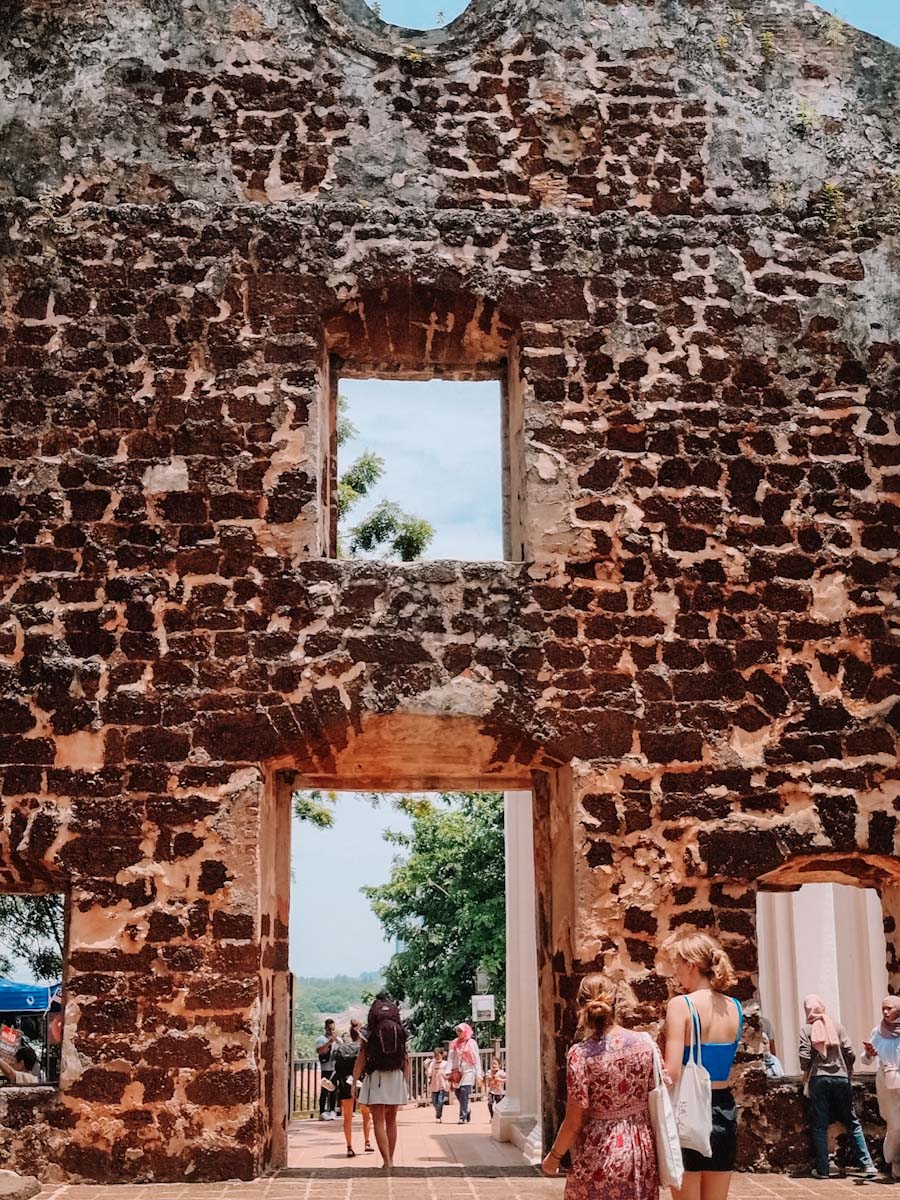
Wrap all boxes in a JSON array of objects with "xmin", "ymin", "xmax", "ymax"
[
  {"xmin": 682, "ymin": 1089, "xmax": 737, "ymax": 1173},
  {"xmin": 337, "ymin": 1076, "xmax": 354, "ymax": 1102}
]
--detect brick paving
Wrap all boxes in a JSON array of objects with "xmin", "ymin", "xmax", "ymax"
[{"xmin": 32, "ymin": 1174, "xmax": 900, "ymax": 1200}]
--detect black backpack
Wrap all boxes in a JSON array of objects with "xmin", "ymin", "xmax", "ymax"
[
  {"xmin": 366, "ymin": 1001, "xmax": 406, "ymax": 1072},
  {"xmin": 333, "ymin": 1041, "xmax": 359, "ymax": 1082}
]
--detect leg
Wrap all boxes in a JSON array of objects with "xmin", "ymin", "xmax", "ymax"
[
  {"xmin": 385, "ymin": 1105, "xmax": 399, "ymax": 1163},
  {"xmin": 700, "ymin": 1174, "xmax": 733, "ymax": 1200},
  {"xmin": 834, "ymin": 1080, "xmax": 874, "ymax": 1168},
  {"xmin": 341, "ymin": 1098, "xmax": 354, "ymax": 1150},
  {"xmin": 369, "ymin": 1104, "xmax": 391, "ymax": 1167},
  {"xmin": 808, "ymin": 1079, "xmax": 832, "ymax": 1175},
  {"xmin": 671, "ymin": 1173, "xmax": 703, "ymax": 1200},
  {"xmin": 457, "ymin": 1084, "xmax": 471, "ymax": 1122},
  {"xmin": 361, "ymin": 1103, "xmax": 373, "ymax": 1149}
]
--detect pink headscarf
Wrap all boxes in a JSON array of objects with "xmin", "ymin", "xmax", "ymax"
[
  {"xmin": 804, "ymin": 994, "xmax": 839, "ymax": 1057},
  {"xmin": 880, "ymin": 996, "xmax": 900, "ymax": 1040},
  {"xmin": 451, "ymin": 1022, "xmax": 478, "ymax": 1066}
]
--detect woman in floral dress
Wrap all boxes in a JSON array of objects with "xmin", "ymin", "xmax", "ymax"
[{"xmin": 542, "ymin": 973, "xmax": 658, "ymax": 1200}]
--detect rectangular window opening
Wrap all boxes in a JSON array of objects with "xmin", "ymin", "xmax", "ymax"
[
  {"xmin": 756, "ymin": 882, "xmax": 887, "ymax": 1078},
  {"xmin": 321, "ymin": 357, "xmax": 525, "ymax": 564},
  {"xmin": 0, "ymin": 892, "xmax": 66, "ymax": 1087}
]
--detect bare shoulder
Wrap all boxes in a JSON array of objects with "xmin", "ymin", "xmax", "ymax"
[{"xmin": 665, "ymin": 994, "xmax": 688, "ymax": 1017}]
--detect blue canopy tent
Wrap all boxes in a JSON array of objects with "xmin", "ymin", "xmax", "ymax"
[{"xmin": 0, "ymin": 979, "xmax": 59, "ymax": 1013}]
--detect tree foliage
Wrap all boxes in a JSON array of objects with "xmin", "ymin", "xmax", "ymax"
[
  {"xmin": 363, "ymin": 792, "xmax": 505, "ymax": 1050},
  {"xmin": 0, "ymin": 895, "xmax": 64, "ymax": 981}
]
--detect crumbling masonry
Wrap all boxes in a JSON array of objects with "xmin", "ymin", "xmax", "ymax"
[{"xmin": 0, "ymin": 0, "xmax": 899, "ymax": 1181}]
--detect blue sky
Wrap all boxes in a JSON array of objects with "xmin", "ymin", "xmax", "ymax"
[
  {"xmin": 372, "ymin": 0, "xmax": 899, "ymax": 44},
  {"xmin": 340, "ymin": 378, "xmax": 504, "ymax": 561},
  {"xmin": 291, "ymin": 795, "xmax": 413, "ymax": 978},
  {"xmin": 293, "ymin": 0, "xmax": 898, "ymax": 984}
]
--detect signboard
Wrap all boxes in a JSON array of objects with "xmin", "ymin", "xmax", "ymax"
[
  {"xmin": 0, "ymin": 1025, "xmax": 21, "ymax": 1058},
  {"xmin": 471, "ymin": 994, "xmax": 495, "ymax": 1023}
]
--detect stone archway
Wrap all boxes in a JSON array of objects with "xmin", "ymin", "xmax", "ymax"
[{"xmin": 260, "ymin": 710, "xmax": 571, "ymax": 1171}]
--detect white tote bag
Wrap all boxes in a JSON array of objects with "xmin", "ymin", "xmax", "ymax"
[
  {"xmin": 672, "ymin": 996, "xmax": 713, "ymax": 1157},
  {"xmin": 646, "ymin": 1035, "xmax": 684, "ymax": 1189}
]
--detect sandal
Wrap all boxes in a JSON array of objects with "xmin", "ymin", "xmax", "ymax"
[
  {"xmin": 346, "ymin": 1147, "xmax": 356, "ymax": 1158},
  {"xmin": 365, "ymin": 1144, "xmax": 375, "ymax": 1153}
]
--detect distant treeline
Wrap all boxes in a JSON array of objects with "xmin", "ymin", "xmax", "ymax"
[{"xmin": 294, "ymin": 973, "xmax": 383, "ymax": 1056}]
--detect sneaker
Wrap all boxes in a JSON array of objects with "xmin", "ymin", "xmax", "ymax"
[
  {"xmin": 846, "ymin": 1165, "xmax": 879, "ymax": 1179},
  {"xmin": 812, "ymin": 1169, "xmax": 834, "ymax": 1179},
  {"xmin": 318, "ymin": 1114, "xmax": 328, "ymax": 1121}
]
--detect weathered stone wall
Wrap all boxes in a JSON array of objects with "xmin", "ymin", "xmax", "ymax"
[{"xmin": 0, "ymin": 0, "xmax": 898, "ymax": 1182}]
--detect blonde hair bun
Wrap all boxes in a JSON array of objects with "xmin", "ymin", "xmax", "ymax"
[
  {"xmin": 661, "ymin": 930, "xmax": 738, "ymax": 992},
  {"xmin": 575, "ymin": 973, "xmax": 617, "ymax": 1040}
]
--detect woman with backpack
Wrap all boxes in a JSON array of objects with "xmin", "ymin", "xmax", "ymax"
[
  {"xmin": 352, "ymin": 996, "xmax": 410, "ymax": 1169},
  {"xmin": 447, "ymin": 1023, "xmax": 483, "ymax": 1124}
]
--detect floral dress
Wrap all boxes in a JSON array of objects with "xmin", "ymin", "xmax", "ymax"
[{"xmin": 565, "ymin": 1032, "xmax": 658, "ymax": 1200}]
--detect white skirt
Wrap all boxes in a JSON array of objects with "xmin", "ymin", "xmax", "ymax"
[{"xmin": 359, "ymin": 1070, "xmax": 410, "ymax": 1106}]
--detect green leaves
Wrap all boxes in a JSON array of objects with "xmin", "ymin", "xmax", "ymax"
[
  {"xmin": 364, "ymin": 792, "xmax": 506, "ymax": 1049},
  {"xmin": 349, "ymin": 500, "xmax": 435, "ymax": 561},
  {"xmin": 0, "ymin": 894, "xmax": 64, "ymax": 981}
]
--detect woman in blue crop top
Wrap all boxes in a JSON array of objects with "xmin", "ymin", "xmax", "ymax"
[{"xmin": 661, "ymin": 931, "xmax": 743, "ymax": 1200}]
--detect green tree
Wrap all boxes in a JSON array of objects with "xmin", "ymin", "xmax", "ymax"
[
  {"xmin": 363, "ymin": 792, "xmax": 505, "ymax": 1049},
  {"xmin": 0, "ymin": 895, "xmax": 65, "ymax": 981},
  {"xmin": 336, "ymin": 397, "xmax": 435, "ymax": 562}
]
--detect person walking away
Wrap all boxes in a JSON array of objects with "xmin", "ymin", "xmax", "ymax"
[
  {"xmin": 315, "ymin": 1019, "xmax": 339, "ymax": 1121},
  {"xmin": 541, "ymin": 973, "xmax": 657, "ymax": 1199},
  {"xmin": 661, "ymin": 931, "xmax": 743, "ymax": 1200},
  {"xmin": 334, "ymin": 1029, "xmax": 364, "ymax": 1157},
  {"xmin": 352, "ymin": 996, "xmax": 410, "ymax": 1169},
  {"xmin": 800, "ymin": 993, "xmax": 877, "ymax": 1179},
  {"xmin": 487, "ymin": 1056, "xmax": 507, "ymax": 1117},
  {"xmin": 426, "ymin": 1048, "xmax": 449, "ymax": 1122},
  {"xmin": 863, "ymin": 995, "xmax": 900, "ymax": 1180},
  {"xmin": 448, "ymin": 1023, "xmax": 483, "ymax": 1124}
]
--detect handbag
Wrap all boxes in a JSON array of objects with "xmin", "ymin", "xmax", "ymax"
[
  {"xmin": 884, "ymin": 1064, "xmax": 900, "ymax": 1091},
  {"xmin": 646, "ymin": 1035, "xmax": 684, "ymax": 1189},
  {"xmin": 672, "ymin": 996, "xmax": 713, "ymax": 1157}
]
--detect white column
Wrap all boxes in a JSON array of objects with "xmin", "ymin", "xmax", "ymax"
[{"xmin": 493, "ymin": 791, "xmax": 542, "ymax": 1159}]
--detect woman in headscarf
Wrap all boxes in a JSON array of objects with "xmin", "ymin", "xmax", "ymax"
[
  {"xmin": 446, "ymin": 1023, "xmax": 483, "ymax": 1124},
  {"xmin": 799, "ymin": 994, "xmax": 876, "ymax": 1179},
  {"xmin": 863, "ymin": 995, "xmax": 900, "ymax": 1179}
]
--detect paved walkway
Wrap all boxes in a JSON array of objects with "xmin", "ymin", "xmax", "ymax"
[
  {"xmin": 33, "ymin": 1173, "xmax": 900, "ymax": 1200},
  {"xmin": 287, "ymin": 1099, "xmax": 530, "ymax": 1170}
]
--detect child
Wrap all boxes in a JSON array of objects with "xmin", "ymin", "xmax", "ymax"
[
  {"xmin": 486, "ymin": 1056, "xmax": 506, "ymax": 1117},
  {"xmin": 863, "ymin": 995, "xmax": 900, "ymax": 1180},
  {"xmin": 425, "ymin": 1048, "xmax": 449, "ymax": 1121}
]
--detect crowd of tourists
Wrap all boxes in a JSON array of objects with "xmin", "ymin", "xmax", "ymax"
[
  {"xmin": 541, "ymin": 930, "xmax": 900, "ymax": 1199},
  {"xmin": 314, "ymin": 1000, "xmax": 506, "ymax": 1166},
  {"xmin": 313, "ymin": 941, "xmax": 900, "ymax": 1183}
]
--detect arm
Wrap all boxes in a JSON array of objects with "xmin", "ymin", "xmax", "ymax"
[
  {"xmin": 541, "ymin": 1096, "xmax": 585, "ymax": 1175},
  {"xmin": 798, "ymin": 1026, "xmax": 812, "ymax": 1074},
  {"xmin": 663, "ymin": 995, "xmax": 688, "ymax": 1087},
  {"xmin": 316, "ymin": 1037, "xmax": 334, "ymax": 1061},
  {"xmin": 0, "ymin": 1059, "xmax": 16, "ymax": 1083},
  {"xmin": 350, "ymin": 1046, "xmax": 367, "ymax": 1089}
]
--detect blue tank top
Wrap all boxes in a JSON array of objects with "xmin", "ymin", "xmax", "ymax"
[{"xmin": 681, "ymin": 995, "xmax": 743, "ymax": 1082}]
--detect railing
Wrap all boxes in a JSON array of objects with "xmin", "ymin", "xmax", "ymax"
[{"xmin": 293, "ymin": 1048, "xmax": 506, "ymax": 1117}]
